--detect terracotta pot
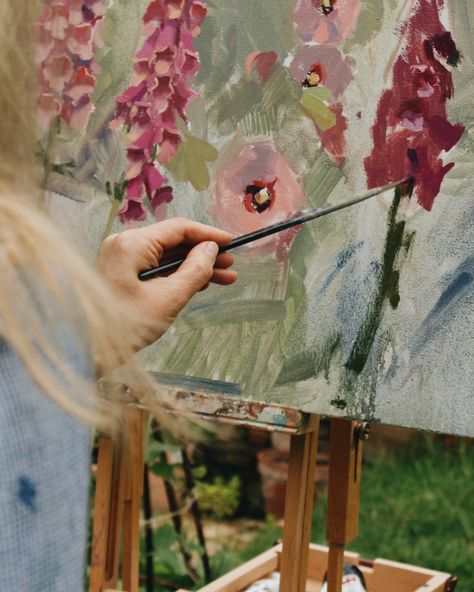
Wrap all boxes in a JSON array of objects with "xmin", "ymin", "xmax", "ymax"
[
  {"xmin": 257, "ymin": 449, "xmax": 289, "ymax": 517},
  {"xmin": 257, "ymin": 449, "xmax": 329, "ymax": 518}
]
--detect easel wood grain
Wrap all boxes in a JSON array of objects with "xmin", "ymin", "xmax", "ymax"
[
  {"xmin": 90, "ymin": 435, "xmax": 125, "ymax": 591},
  {"xmin": 280, "ymin": 416, "xmax": 320, "ymax": 592},
  {"xmin": 326, "ymin": 419, "xmax": 365, "ymax": 592},
  {"xmin": 121, "ymin": 408, "xmax": 146, "ymax": 592},
  {"xmin": 89, "ymin": 407, "xmax": 146, "ymax": 592}
]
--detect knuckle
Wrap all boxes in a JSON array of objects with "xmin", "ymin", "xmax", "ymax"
[
  {"xmin": 101, "ymin": 233, "xmax": 118, "ymax": 250},
  {"xmin": 192, "ymin": 258, "xmax": 213, "ymax": 281},
  {"xmin": 170, "ymin": 216, "xmax": 186, "ymax": 226},
  {"xmin": 113, "ymin": 231, "xmax": 137, "ymax": 253}
]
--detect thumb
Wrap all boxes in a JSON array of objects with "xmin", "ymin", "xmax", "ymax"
[{"xmin": 169, "ymin": 241, "xmax": 219, "ymax": 295}]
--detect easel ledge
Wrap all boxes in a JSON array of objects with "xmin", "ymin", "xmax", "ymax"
[{"xmin": 100, "ymin": 380, "xmax": 319, "ymax": 434}]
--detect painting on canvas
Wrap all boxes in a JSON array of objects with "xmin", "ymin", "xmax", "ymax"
[{"xmin": 40, "ymin": 0, "xmax": 474, "ymax": 436}]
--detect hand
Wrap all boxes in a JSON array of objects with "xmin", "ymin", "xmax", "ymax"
[{"xmin": 97, "ymin": 218, "xmax": 237, "ymax": 347}]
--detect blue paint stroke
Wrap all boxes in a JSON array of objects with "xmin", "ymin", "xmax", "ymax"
[
  {"xmin": 412, "ymin": 256, "xmax": 474, "ymax": 356},
  {"xmin": 432, "ymin": 272, "xmax": 472, "ymax": 314},
  {"xmin": 336, "ymin": 240, "xmax": 365, "ymax": 270},
  {"xmin": 318, "ymin": 241, "xmax": 365, "ymax": 296},
  {"xmin": 150, "ymin": 372, "xmax": 242, "ymax": 396},
  {"xmin": 17, "ymin": 476, "xmax": 37, "ymax": 512}
]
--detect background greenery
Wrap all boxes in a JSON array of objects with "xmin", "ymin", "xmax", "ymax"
[{"xmin": 193, "ymin": 436, "xmax": 474, "ymax": 591}]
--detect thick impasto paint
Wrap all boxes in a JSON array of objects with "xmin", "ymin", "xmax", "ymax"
[{"xmin": 42, "ymin": 0, "xmax": 474, "ymax": 436}]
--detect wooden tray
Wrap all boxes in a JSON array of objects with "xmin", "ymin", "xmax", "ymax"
[{"xmin": 177, "ymin": 543, "xmax": 457, "ymax": 592}]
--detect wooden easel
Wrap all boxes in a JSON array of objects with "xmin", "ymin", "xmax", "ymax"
[
  {"xmin": 90, "ymin": 407, "xmax": 147, "ymax": 592},
  {"xmin": 89, "ymin": 391, "xmax": 367, "ymax": 592}
]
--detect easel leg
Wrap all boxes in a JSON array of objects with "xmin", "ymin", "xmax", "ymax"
[
  {"xmin": 327, "ymin": 544, "xmax": 345, "ymax": 592},
  {"xmin": 280, "ymin": 417, "xmax": 320, "ymax": 592},
  {"xmin": 326, "ymin": 419, "xmax": 366, "ymax": 592},
  {"xmin": 121, "ymin": 408, "xmax": 146, "ymax": 592},
  {"xmin": 90, "ymin": 434, "xmax": 125, "ymax": 592}
]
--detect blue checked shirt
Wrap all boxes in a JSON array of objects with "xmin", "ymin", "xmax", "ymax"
[{"xmin": 0, "ymin": 335, "xmax": 92, "ymax": 591}]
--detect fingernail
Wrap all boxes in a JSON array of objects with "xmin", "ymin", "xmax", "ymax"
[{"xmin": 204, "ymin": 241, "xmax": 219, "ymax": 257}]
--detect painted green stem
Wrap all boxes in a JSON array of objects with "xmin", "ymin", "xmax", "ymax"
[
  {"xmin": 345, "ymin": 187, "xmax": 406, "ymax": 374},
  {"xmin": 101, "ymin": 198, "xmax": 121, "ymax": 242}
]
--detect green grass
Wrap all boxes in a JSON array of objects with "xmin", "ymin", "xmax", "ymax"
[
  {"xmin": 310, "ymin": 436, "xmax": 474, "ymax": 590},
  {"xmin": 210, "ymin": 436, "xmax": 474, "ymax": 590},
  {"xmin": 137, "ymin": 436, "xmax": 474, "ymax": 591}
]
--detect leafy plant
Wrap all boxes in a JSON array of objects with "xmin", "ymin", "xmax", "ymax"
[{"xmin": 196, "ymin": 476, "xmax": 241, "ymax": 520}]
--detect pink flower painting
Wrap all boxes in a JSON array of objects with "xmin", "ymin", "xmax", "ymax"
[
  {"xmin": 111, "ymin": 0, "xmax": 207, "ymax": 224},
  {"xmin": 365, "ymin": 0, "xmax": 464, "ymax": 210},
  {"xmin": 290, "ymin": 46, "xmax": 354, "ymax": 165},
  {"xmin": 36, "ymin": 0, "xmax": 105, "ymax": 131},
  {"xmin": 213, "ymin": 141, "xmax": 306, "ymax": 254},
  {"xmin": 289, "ymin": 46, "xmax": 354, "ymax": 100},
  {"xmin": 293, "ymin": 0, "xmax": 361, "ymax": 46}
]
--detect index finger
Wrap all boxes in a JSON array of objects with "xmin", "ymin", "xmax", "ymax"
[{"xmin": 140, "ymin": 218, "xmax": 234, "ymax": 250}]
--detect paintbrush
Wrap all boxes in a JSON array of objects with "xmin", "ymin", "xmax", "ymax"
[{"xmin": 138, "ymin": 177, "xmax": 413, "ymax": 281}]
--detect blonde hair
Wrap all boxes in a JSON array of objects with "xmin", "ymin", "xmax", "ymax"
[{"xmin": 0, "ymin": 0, "xmax": 173, "ymax": 432}]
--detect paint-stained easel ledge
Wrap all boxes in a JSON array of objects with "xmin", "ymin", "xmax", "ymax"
[{"xmin": 99, "ymin": 380, "xmax": 317, "ymax": 435}]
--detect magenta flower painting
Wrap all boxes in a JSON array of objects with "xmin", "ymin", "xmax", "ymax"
[
  {"xmin": 110, "ymin": 0, "xmax": 207, "ymax": 223},
  {"xmin": 36, "ymin": 0, "xmax": 105, "ymax": 131},
  {"xmin": 45, "ymin": 0, "xmax": 474, "ymax": 437}
]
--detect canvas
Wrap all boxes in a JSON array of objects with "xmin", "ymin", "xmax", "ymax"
[{"xmin": 42, "ymin": 0, "xmax": 474, "ymax": 436}]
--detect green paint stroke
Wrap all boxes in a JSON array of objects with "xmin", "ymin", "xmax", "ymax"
[
  {"xmin": 166, "ymin": 132, "xmax": 218, "ymax": 192},
  {"xmin": 303, "ymin": 153, "xmax": 343, "ymax": 207},
  {"xmin": 211, "ymin": 64, "xmax": 301, "ymax": 137},
  {"xmin": 210, "ymin": 77, "xmax": 263, "ymax": 130},
  {"xmin": 343, "ymin": 0, "xmax": 385, "ymax": 52},
  {"xmin": 301, "ymin": 86, "xmax": 336, "ymax": 132},
  {"xmin": 345, "ymin": 186, "xmax": 408, "ymax": 375}
]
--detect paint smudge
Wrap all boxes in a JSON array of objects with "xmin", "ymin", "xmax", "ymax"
[
  {"xmin": 330, "ymin": 398, "xmax": 347, "ymax": 409},
  {"xmin": 244, "ymin": 51, "xmax": 278, "ymax": 83},
  {"xmin": 36, "ymin": 0, "xmax": 105, "ymax": 131},
  {"xmin": 317, "ymin": 102, "xmax": 347, "ymax": 165},
  {"xmin": 111, "ymin": 0, "xmax": 207, "ymax": 223},
  {"xmin": 17, "ymin": 476, "xmax": 38, "ymax": 512},
  {"xmin": 365, "ymin": 0, "xmax": 465, "ymax": 211}
]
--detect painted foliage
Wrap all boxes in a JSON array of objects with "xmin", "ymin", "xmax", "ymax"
[{"xmin": 42, "ymin": 0, "xmax": 474, "ymax": 436}]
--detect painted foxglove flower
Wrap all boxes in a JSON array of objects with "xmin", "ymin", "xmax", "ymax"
[
  {"xmin": 111, "ymin": 0, "xmax": 207, "ymax": 223},
  {"xmin": 365, "ymin": 0, "xmax": 464, "ymax": 210},
  {"xmin": 36, "ymin": 0, "xmax": 105, "ymax": 131}
]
